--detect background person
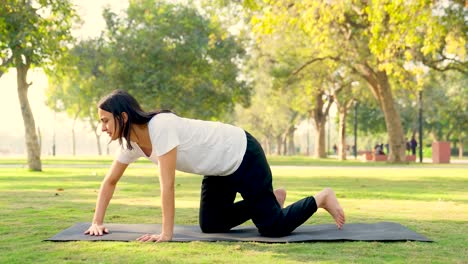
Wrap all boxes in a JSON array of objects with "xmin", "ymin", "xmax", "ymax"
[{"xmin": 410, "ymin": 136, "xmax": 418, "ymax": 155}]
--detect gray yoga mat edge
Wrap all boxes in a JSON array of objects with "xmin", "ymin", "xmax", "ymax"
[{"xmin": 45, "ymin": 222, "xmax": 433, "ymax": 243}]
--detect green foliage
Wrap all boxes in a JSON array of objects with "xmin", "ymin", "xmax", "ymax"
[
  {"xmin": 102, "ymin": 0, "xmax": 251, "ymax": 120},
  {"xmin": 350, "ymin": 101, "xmax": 387, "ymax": 135},
  {"xmin": 347, "ymin": 88, "xmax": 422, "ymax": 137},
  {"xmin": 47, "ymin": 38, "xmax": 110, "ymax": 124},
  {"xmin": 347, "ymin": 68, "xmax": 468, "ymax": 151},
  {"xmin": 0, "ymin": 0, "xmax": 78, "ymax": 70},
  {"xmin": 250, "ymin": 0, "xmax": 466, "ymax": 161},
  {"xmin": 46, "ymin": 0, "xmax": 251, "ymax": 124},
  {"xmin": 253, "ymin": 0, "xmax": 466, "ymax": 90},
  {"xmin": 234, "ymin": 38, "xmax": 308, "ymax": 154},
  {"xmin": 235, "ymin": 50, "xmax": 296, "ymax": 145},
  {"xmin": 422, "ymin": 70, "xmax": 468, "ymax": 142}
]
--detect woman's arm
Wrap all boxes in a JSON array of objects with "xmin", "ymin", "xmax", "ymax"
[
  {"xmin": 85, "ymin": 160, "xmax": 128, "ymax": 235},
  {"xmin": 137, "ymin": 147, "xmax": 177, "ymax": 242}
]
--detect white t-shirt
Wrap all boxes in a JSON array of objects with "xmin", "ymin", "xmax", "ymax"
[{"xmin": 116, "ymin": 113, "xmax": 247, "ymax": 176}]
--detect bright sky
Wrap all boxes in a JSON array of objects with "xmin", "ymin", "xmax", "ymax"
[{"xmin": 0, "ymin": 0, "xmax": 128, "ymax": 155}]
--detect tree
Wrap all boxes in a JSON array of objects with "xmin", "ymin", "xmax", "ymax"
[
  {"xmin": 423, "ymin": 70, "xmax": 467, "ymax": 157},
  {"xmin": 47, "ymin": 1, "xmax": 252, "ymax": 155},
  {"xmin": 47, "ymin": 38, "xmax": 110, "ymax": 155},
  {"xmin": 274, "ymin": 64, "xmax": 338, "ymax": 158},
  {"xmin": 0, "ymin": 1, "xmax": 77, "ymax": 170},
  {"xmin": 236, "ymin": 85, "xmax": 298, "ymax": 155},
  {"xmin": 102, "ymin": 0, "xmax": 251, "ymax": 121},
  {"xmin": 331, "ymin": 70, "xmax": 359, "ymax": 160},
  {"xmin": 249, "ymin": 25, "xmax": 341, "ymax": 158},
  {"xmin": 252, "ymin": 0, "xmax": 466, "ymax": 162},
  {"xmin": 235, "ymin": 48, "xmax": 299, "ymax": 155}
]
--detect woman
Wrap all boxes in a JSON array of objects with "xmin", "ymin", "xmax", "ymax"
[{"xmin": 85, "ymin": 89, "xmax": 345, "ymax": 242}]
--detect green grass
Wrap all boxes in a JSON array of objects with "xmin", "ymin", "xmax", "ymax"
[
  {"xmin": 0, "ymin": 158, "xmax": 467, "ymax": 263},
  {"xmin": 1, "ymin": 154, "xmax": 467, "ymax": 167}
]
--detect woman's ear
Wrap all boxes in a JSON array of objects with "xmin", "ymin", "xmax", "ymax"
[{"xmin": 121, "ymin": 112, "xmax": 128, "ymax": 123}]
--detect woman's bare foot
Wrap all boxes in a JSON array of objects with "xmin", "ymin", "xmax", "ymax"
[
  {"xmin": 314, "ymin": 188, "xmax": 345, "ymax": 229},
  {"xmin": 274, "ymin": 188, "xmax": 287, "ymax": 208}
]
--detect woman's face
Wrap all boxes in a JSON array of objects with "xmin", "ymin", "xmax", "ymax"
[{"xmin": 98, "ymin": 108, "xmax": 119, "ymax": 141}]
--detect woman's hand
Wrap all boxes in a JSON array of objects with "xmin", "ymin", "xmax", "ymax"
[
  {"xmin": 136, "ymin": 233, "xmax": 173, "ymax": 243},
  {"xmin": 86, "ymin": 160, "xmax": 128, "ymax": 237},
  {"xmin": 84, "ymin": 223, "xmax": 109, "ymax": 236}
]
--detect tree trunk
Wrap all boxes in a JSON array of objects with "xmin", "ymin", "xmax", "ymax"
[
  {"xmin": 335, "ymin": 99, "xmax": 354, "ymax": 161},
  {"xmin": 311, "ymin": 94, "xmax": 331, "ymax": 158},
  {"xmin": 338, "ymin": 108, "xmax": 347, "ymax": 160},
  {"xmin": 89, "ymin": 120, "xmax": 102, "ymax": 155},
  {"xmin": 266, "ymin": 138, "xmax": 272, "ymax": 155},
  {"xmin": 286, "ymin": 112, "xmax": 298, "ymax": 156},
  {"xmin": 282, "ymin": 132, "xmax": 287, "ymax": 155},
  {"xmin": 262, "ymin": 139, "xmax": 270, "ymax": 155},
  {"xmin": 445, "ymin": 130, "xmax": 453, "ymax": 142},
  {"xmin": 459, "ymin": 134, "xmax": 464, "ymax": 159},
  {"xmin": 17, "ymin": 64, "xmax": 42, "ymax": 171},
  {"xmin": 71, "ymin": 111, "xmax": 80, "ymax": 156},
  {"xmin": 94, "ymin": 132, "xmax": 102, "ymax": 155},
  {"xmin": 72, "ymin": 128, "xmax": 76, "ymax": 156},
  {"xmin": 37, "ymin": 127, "xmax": 42, "ymax": 154},
  {"xmin": 314, "ymin": 121, "xmax": 326, "ymax": 158},
  {"xmin": 357, "ymin": 64, "xmax": 406, "ymax": 162},
  {"xmin": 276, "ymin": 135, "xmax": 282, "ymax": 155},
  {"xmin": 287, "ymin": 126, "xmax": 296, "ymax": 155}
]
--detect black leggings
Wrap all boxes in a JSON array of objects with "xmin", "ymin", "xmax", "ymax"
[{"xmin": 199, "ymin": 131, "xmax": 318, "ymax": 237}]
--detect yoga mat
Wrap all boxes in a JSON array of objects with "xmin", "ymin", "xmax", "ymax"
[{"xmin": 46, "ymin": 222, "xmax": 432, "ymax": 243}]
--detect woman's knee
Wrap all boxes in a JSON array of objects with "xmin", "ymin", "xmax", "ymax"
[
  {"xmin": 257, "ymin": 225, "xmax": 291, "ymax": 237},
  {"xmin": 199, "ymin": 221, "xmax": 230, "ymax": 233},
  {"xmin": 254, "ymin": 215, "xmax": 292, "ymax": 237}
]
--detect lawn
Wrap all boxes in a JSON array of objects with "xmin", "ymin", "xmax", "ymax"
[
  {"xmin": 1, "ymin": 154, "xmax": 465, "ymax": 167},
  {"xmin": 0, "ymin": 157, "xmax": 467, "ymax": 263}
]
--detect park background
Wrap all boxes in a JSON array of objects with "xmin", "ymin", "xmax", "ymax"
[
  {"xmin": 1, "ymin": 0, "xmax": 466, "ymax": 169},
  {"xmin": 0, "ymin": 0, "xmax": 127, "ymax": 157},
  {"xmin": 0, "ymin": 1, "xmax": 467, "ymax": 263}
]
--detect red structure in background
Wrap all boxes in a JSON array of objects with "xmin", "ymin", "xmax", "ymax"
[{"xmin": 432, "ymin": 142, "xmax": 451, "ymax": 164}]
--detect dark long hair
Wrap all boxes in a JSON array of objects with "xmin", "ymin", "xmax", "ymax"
[{"xmin": 98, "ymin": 89, "xmax": 172, "ymax": 150}]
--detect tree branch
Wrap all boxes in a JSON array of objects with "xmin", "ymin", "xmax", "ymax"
[
  {"xmin": 290, "ymin": 56, "xmax": 340, "ymax": 77},
  {"xmin": 345, "ymin": 98, "xmax": 355, "ymax": 109},
  {"xmin": 422, "ymin": 55, "xmax": 468, "ymax": 74},
  {"xmin": 324, "ymin": 93, "xmax": 334, "ymax": 115},
  {"xmin": 334, "ymin": 81, "xmax": 353, "ymax": 94}
]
